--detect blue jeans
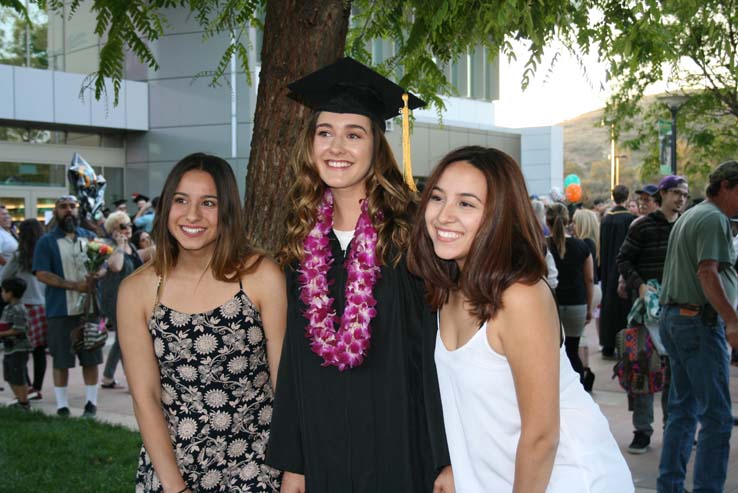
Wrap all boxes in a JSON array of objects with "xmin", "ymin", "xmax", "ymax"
[
  {"xmin": 657, "ymin": 305, "xmax": 733, "ymax": 493},
  {"xmin": 632, "ymin": 393, "xmax": 654, "ymax": 436}
]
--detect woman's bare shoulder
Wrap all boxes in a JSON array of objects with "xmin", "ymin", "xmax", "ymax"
[
  {"xmin": 241, "ymin": 255, "xmax": 284, "ymax": 306},
  {"xmin": 495, "ymin": 280, "xmax": 556, "ymax": 326},
  {"xmin": 243, "ymin": 254, "xmax": 283, "ymax": 284},
  {"xmin": 119, "ymin": 264, "xmax": 158, "ymax": 299},
  {"xmin": 493, "ymin": 280, "xmax": 559, "ymax": 350}
]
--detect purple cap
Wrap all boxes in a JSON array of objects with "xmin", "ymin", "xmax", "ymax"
[
  {"xmin": 658, "ymin": 175, "xmax": 686, "ymax": 191},
  {"xmin": 635, "ymin": 184, "xmax": 658, "ymax": 195}
]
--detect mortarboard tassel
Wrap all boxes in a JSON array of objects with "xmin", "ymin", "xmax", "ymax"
[{"xmin": 401, "ymin": 93, "xmax": 417, "ymax": 192}]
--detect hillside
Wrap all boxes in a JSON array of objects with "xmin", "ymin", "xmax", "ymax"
[{"xmin": 559, "ymin": 99, "xmax": 655, "ymax": 202}]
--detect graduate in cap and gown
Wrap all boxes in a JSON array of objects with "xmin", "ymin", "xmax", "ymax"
[{"xmin": 266, "ymin": 57, "xmax": 452, "ymax": 493}]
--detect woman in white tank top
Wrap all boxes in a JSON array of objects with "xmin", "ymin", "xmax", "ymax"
[{"xmin": 408, "ymin": 146, "xmax": 632, "ymax": 492}]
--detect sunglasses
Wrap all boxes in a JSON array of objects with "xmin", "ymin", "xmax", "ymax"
[
  {"xmin": 119, "ymin": 223, "xmax": 132, "ymax": 230},
  {"xmin": 55, "ymin": 195, "xmax": 79, "ymax": 205}
]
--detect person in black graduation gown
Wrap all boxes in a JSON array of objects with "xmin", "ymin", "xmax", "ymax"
[
  {"xmin": 266, "ymin": 57, "xmax": 451, "ymax": 493},
  {"xmin": 598, "ymin": 184, "xmax": 636, "ymax": 357}
]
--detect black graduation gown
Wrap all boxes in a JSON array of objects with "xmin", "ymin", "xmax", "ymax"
[
  {"xmin": 266, "ymin": 233, "xmax": 450, "ymax": 493},
  {"xmin": 599, "ymin": 205, "xmax": 636, "ymax": 349}
]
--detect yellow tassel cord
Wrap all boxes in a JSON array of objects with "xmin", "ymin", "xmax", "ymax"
[{"xmin": 401, "ymin": 93, "xmax": 417, "ymax": 192}]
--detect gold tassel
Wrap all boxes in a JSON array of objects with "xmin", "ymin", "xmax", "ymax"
[{"xmin": 401, "ymin": 93, "xmax": 417, "ymax": 192}]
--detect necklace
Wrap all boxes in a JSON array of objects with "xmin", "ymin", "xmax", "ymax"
[{"xmin": 298, "ymin": 190, "xmax": 382, "ymax": 370}]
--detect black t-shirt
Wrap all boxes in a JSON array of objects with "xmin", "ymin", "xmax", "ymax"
[{"xmin": 548, "ymin": 236, "xmax": 591, "ymax": 305}]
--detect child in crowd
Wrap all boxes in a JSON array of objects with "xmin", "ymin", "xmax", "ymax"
[{"xmin": 1, "ymin": 277, "xmax": 31, "ymax": 410}]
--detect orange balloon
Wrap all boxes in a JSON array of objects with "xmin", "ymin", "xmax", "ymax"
[{"xmin": 565, "ymin": 183, "xmax": 582, "ymax": 203}]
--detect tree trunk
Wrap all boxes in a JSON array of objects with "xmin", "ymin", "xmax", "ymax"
[{"xmin": 243, "ymin": 0, "xmax": 351, "ymax": 254}]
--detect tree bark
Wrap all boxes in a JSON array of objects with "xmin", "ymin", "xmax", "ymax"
[{"xmin": 243, "ymin": 0, "xmax": 351, "ymax": 254}]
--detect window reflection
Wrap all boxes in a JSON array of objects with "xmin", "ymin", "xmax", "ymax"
[
  {"xmin": 0, "ymin": 126, "xmax": 124, "ymax": 148},
  {"xmin": 0, "ymin": 162, "xmax": 66, "ymax": 187}
]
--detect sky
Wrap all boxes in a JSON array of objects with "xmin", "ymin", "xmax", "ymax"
[
  {"xmin": 492, "ymin": 39, "xmax": 681, "ymax": 128},
  {"xmin": 493, "ymin": 40, "xmax": 611, "ymax": 128}
]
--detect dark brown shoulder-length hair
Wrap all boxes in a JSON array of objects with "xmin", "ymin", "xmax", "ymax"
[
  {"xmin": 152, "ymin": 153, "xmax": 262, "ymax": 282},
  {"xmin": 277, "ymin": 110, "xmax": 415, "ymax": 267},
  {"xmin": 407, "ymin": 146, "xmax": 547, "ymax": 323}
]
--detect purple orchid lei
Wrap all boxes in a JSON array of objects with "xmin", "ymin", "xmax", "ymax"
[{"xmin": 298, "ymin": 190, "xmax": 382, "ymax": 370}]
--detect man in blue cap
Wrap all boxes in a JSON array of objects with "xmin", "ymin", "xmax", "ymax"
[{"xmin": 635, "ymin": 183, "xmax": 659, "ymax": 217}]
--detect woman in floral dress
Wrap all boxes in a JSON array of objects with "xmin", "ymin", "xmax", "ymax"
[{"xmin": 118, "ymin": 153, "xmax": 285, "ymax": 493}]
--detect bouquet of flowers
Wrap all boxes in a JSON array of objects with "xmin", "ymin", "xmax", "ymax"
[{"xmin": 85, "ymin": 240, "xmax": 113, "ymax": 273}]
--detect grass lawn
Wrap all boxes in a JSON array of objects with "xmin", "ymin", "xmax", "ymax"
[{"xmin": 0, "ymin": 406, "xmax": 141, "ymax": 493}]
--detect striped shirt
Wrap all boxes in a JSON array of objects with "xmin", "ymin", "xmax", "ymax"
[{"xmin": 616, "ymin": 210, "xmax": 676, "ymax": 293}]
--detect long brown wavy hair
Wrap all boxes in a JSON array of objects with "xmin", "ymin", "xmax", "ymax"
[
  {"xmin": 278, "ymin": 111, "xmax": 415, "ymax": 267},
  {"xmin": 152, "ymin": 153, "xmax": 262, "ymax": 281},
  {"xmin": 407, "ymin": 146, "xmax": 547, "ymax": 323}
]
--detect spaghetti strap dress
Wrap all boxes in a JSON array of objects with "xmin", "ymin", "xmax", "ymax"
[
  {"xmin": 135, "ymin": 279, "xmax": 281, "ymax": 493},
  {"xmin": 435, "ymin": 318, "xmax": 633, "ymax": 492}
]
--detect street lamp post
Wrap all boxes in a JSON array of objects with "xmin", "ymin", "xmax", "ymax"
[
  {"xmin": 657, "ymin": 94, "xmax": 689, "ymax": 174},
  {"xmin": 615, "ymin": 154, "xmax": 628, "ymax": 184}
]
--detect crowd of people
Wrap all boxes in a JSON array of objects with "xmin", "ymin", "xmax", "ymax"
[
  {"xmin": 0, "ymin": 193, "xmax": 157, "ymax": 417},
  {"xmin": 532, "ymin": 167, "xmax": 738, "ymax": 492},
  {"xmin": 1, "ymin": 56, "xmax": 737, "ymax": 493}
]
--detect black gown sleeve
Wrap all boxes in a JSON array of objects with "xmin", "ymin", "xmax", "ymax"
[
  {"xmin": 402, "ymin": 265, "xmax": 451, "ymax": 473},
  {"xmin": 266, "ymin": 266, "xmax": 304, "ymax": 474}
]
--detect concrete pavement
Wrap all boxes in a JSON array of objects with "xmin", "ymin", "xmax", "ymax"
[{"xmin": 3, "ymin": 323, "xmax": 738, "ymax": 491}]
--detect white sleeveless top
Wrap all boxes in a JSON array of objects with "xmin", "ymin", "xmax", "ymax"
[{"xmin": 435, "ymin": 319, "xmax": 633, "ymax": 492}]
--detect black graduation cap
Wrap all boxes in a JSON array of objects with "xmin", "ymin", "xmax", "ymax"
[
  {"xmin": 287, "ymin": 57, "xmax": 426, "ymax": 132},
  {"xmin": 113, "ymin": 199, "xmax": 127, "ymax": 207}
]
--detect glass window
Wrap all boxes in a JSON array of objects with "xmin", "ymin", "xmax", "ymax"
[
  {"xmin": 0, "ymin": 162, "xmax": 67, "ymax": 187},
  {"xmin": 0, "ymin": 126, "xmax": 124, "ymax": 148},
  {"xmin": 449, "ymin": 60, "xmax": 459, "ymax": 92},
  {"xmin": 470, "ymin": 48, "xmax": 485, "ymax": 100},
  {"xmin": 445, "ymin": 46, "xmax": 500, "ymax": 101},
  {"xmin": 255, "ymin": 8, "xmax": 266, "ymax": 64},
  {"xmin": 65, "ymin": 132, "xmax": 101, "ymax": 147},
  {"xmin": 372, "ymin": 39, "xmax": 385, "ymax": 64},
  {"xmin": 36, "ymin": 197, "xmax": 56, "ymax": 222},
  {"xmin": 449, "ymin": 56, "xmax": 468, "ymax": 97},
  {"xmin": 485, "ymin": 53, "xmax": 499, "ymax": 101},
  {"xmin": 0, "ymin": 127, "xmax": 52, "ymax": 144},
  {"xmin": 96, "ymin": 166, "xmax": 124, "ymax": 206}
]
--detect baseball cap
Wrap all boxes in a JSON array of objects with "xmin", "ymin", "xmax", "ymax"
[
  {"xmin": 132, "ymin": 193, "xmax": 150, "ymax": 202},
  {"xmin": 708, "ymin": 160, "xmax": 738, "ymax": 184},
  {"xmin": 657, "ymin": 175, "xmax": 687, "ymax": 191},
  {"xmin": 635, "ymin": 184, "xmax": 658, "ymax": 195},
  {"xmin": 287, "ymin": 57, "xmax": 426, "ymax": 132}
]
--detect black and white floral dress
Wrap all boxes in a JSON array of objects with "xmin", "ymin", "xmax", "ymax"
[{"xmin": 135, "ymin": 280, "xmax": 281, "ymax": 492}]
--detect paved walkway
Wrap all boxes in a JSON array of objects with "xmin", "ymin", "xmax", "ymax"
[{"xmin": 3, "ymin": 322, "xmax": 738, "ymax": 491}]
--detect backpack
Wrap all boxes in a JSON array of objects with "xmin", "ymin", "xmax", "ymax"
[{"xmin": 613, "ymin": 325, "xmax": 665, "ymax": 395}]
